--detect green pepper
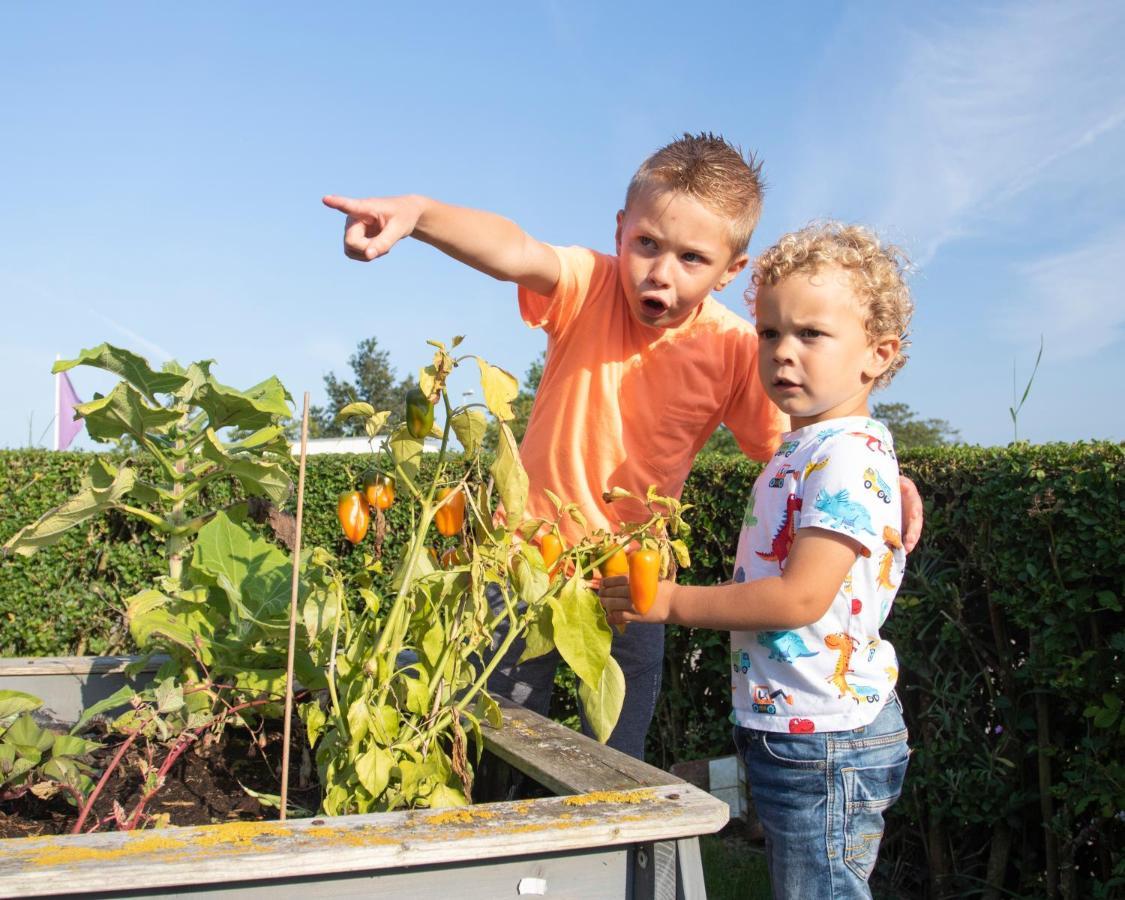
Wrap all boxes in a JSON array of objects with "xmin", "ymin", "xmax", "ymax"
[{"xmin": 405, "ymin": 387, "xmax": 434, "ymax": 439}]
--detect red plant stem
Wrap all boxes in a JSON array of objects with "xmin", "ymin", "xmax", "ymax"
[
  {"xmin": 120, "ymin": 693, "xmax": 298, "ymax": 832},
  {"xmin": 71, "ymin": 728, "xmax": 142, "ymax": 834},
  {"xmin": 123, "ymin": 732, "xmax": 198, "ymax": 831}
]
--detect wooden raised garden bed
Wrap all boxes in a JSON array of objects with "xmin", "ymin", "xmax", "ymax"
[{"xmin": 0, "ymin": 656, "xmax": 725, "ymax": 899}]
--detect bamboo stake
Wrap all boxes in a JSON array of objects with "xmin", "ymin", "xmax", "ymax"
[{"xmin": 280, "ymin": 392, "xmax": 310, "ymax": 821}]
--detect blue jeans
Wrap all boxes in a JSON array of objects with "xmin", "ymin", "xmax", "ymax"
[
  {"xmin": 733, "ymin": 694, "xmax": 910, "ymax": 899},
  {"xmin": 485, "ymin": 584, "xmax": 663, "ymax": 759}
]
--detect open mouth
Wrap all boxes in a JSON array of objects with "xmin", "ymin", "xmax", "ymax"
[
  {"xmin": 639, "ymin": 296, "xmax": 669, "ymax": 318},
  {"xmin": 773, "ymin": 377, "xmax": 801, "ymax": 390}
]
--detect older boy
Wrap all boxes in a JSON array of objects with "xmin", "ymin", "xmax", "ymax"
[
  {"xmin": 324, "ymin": 135, "xmax": 922, "ymax": 759},
  {"xmin": 602, "ymin": 223, "xmax": 914, "ymax": 897}
]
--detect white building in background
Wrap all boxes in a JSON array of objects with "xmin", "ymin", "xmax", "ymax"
[{"xmin": 292, "ymin": 436, "xmax": 446, "ymax": 456}]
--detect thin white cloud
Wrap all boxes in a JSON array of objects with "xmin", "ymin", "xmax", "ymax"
[
  {"xmin": 94, "ymin": 313, "xmax": 173, "ymax": 363},
  {"xmin": 996, "ymin": 226, "xmax": 1125, "ymax": 360},
  {"xmin": 875, "ymin": 1, "xmax": 1125, "ymax": 263}
]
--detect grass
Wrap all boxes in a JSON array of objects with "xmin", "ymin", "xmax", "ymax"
[{"xmin": 700, "ymin": 829, "xmax": 771, "ymax": 898}]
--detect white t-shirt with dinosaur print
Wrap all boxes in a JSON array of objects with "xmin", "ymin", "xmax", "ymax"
[{"xmin": 729, "ymin": 416, "xmax": 905, "ymax": 734}]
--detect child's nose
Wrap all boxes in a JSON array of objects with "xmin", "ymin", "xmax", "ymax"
[
  {"xmin": 773, "ymin": 336, "xmax": 796, "ymax": 363},
  {"xmin": 647, "ymin": 256, "xmax": 672, "ymax": 287}
]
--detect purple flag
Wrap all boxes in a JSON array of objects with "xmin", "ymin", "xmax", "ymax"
[{"xmin": 56, "ymin": 370, "xmax": 84, "ymax": 451}]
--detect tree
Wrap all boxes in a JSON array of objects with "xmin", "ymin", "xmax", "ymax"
[
  {"xmin": 308, "ymin": 337, "xmax": 415, "ymax": 438},
  {"xmin": 872, "ymin": 402, "xmax": 960, "ymax": 450}
]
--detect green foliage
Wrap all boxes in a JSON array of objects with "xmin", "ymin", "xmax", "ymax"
[
  {"xmin": 4, "ymin": 439, "xmax": 1120, "ymax": 893},
  {"xmin": 872, "ymin": 402, "xmax": 960, "ymax": 450}
]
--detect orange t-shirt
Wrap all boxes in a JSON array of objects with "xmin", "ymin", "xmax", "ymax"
[{"xmin": 517, "ymin": 245, "xmax": 782, "ymax": 542}]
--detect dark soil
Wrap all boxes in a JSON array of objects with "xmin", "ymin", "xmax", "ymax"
[{"xmin": 0, "ymin": 723, "xmax": 321, "ymax": 839}]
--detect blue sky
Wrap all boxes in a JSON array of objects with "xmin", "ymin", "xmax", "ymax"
[{"xmin": 2, "ymin": 2, "xmax": 1122, "ymax": 450}]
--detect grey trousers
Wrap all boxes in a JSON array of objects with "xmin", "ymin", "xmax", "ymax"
[{"xmin": 485, "ymin": 583, "xmax": 664, "ymax": 760}]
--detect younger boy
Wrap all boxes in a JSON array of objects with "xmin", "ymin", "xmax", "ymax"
[
  {"xmin": 323, "ymin": 137, "xmax": 922, "ymax": 760},
  {"xmin": 601, "ymin": 222, "xmax": 913, "ymax": 898}
]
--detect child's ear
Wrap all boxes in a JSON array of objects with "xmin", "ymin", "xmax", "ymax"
[
  {"xmin": 714, "ymin": 253, "xmax": 749, "ymax": 292},
  {"xmin": 615, "ymin": 210, "xmax": 625, "ymax": 254},
  {"xmin": 865, "ymin": 334, "xmax": 901, "ymax": 380}
]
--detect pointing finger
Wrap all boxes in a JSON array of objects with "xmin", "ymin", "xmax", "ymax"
[{"xmin": 323, "ymin": 194, "xmax": 374, "ymax": 220}]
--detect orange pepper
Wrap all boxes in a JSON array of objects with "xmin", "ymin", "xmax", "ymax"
[
  {"xmin": 337, "ymin": 490, "xmax": 370, "ymax": 544},
  {"xmin": 434, "ymin": 487, "xmax": 466, "ymax": 537},
  {"xmin": 537, "ymin": 532, "xmax": 562, "ymax": 574},
  {"xmin": 628, "ymin": 548, "xmax": 660, "ymax": 614},
  {"xmin": 599, "ymin": 547, "xmax": 629, "ymax": 579},
  {"xmin": 362, "ymin": 470, "xmax": 396, "ymax": 511}
]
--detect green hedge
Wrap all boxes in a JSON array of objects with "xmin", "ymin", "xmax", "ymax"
[{"xmin": 2, "ymin": 444, "xmax": 1122, "ymax": 898}]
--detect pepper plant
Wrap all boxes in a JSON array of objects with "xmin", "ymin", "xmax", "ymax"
[{"xmin": 3, "ymin": 339, "xmax": 691, "ymax": 820}]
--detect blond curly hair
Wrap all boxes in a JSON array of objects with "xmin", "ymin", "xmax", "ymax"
[
  {"xmin": 749, "ymin": 222, "xmax": 914, "ymax": 389},
  {"xmin": 626, "ymin": 132, "xmax": 764, "ymax": 255}
]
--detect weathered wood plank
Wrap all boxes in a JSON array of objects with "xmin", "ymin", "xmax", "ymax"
[
  {"xmin": 483, "ymin": 698, "xmax": 686, "ymax": 795},
  {"xmin": 0, "ymin": 783, "xmax": 724, "ymax": 898}
]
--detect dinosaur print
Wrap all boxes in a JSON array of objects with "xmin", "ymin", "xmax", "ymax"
[
  {"xmin": 814, "ymin": 427, "xmax": 844, "ymax": 445},
  {"xmin": 756, "ymin": 493, "xmax": 802, "ymax": 571},
  {"xmin": 877, "ymin": 526, "xmax": 903, "ymax": 590},
  {"xmin": 848, "ymin": 431, "xmax": 894, "ymax": 458},
  {"xmin": 758, "ymin": 630, "xmax": 819, "ymax": 664},
  {"xmin": 814, "ymin": 489, "xmax": 875, "ymax": 538},
  {"xmin": 802, "ymin": 457, "xmax": 830, "ymax": 480},
  {"xmin": 824, "ymin": 632, "xmax": 860, "ymax": 701}
]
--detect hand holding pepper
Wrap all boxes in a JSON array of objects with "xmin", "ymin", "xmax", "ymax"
[{"xmin": 599, "ymin": 574, "xmax": 673, "ymax": 626}]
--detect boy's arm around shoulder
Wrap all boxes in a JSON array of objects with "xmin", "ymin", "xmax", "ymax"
[
  {"xmin": 322, "ymin": 193, "xmax": 560, "ymax": 295},
  {"xmin": 600, "ymin": 528, "xmax": 858, "ymax": 631}
]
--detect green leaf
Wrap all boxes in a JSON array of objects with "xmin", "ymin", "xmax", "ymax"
[
  {"xmin": 2, "ymin": 462, "xmax": 138, "ymax": 556},
  {"xmin": 389, "ymin": 426, "xmax": 424, "ymax": 488},
  {"xmin": 670, "ymin": 539, "xmax": 692, "ymax": 569},
  {"xmin": 303, "ymin": 582, "xmax": 341, "ymax": 646},
  {"xmin": 355, "ymin": 745, "xmax": 393, "ymax": 798},
  {"xmin": 450, "ymin": 409, "xmax": 488, "ymax": 456},
  {"xmin": 51, "ymin": 734, "xmax": 101, "ymax": 759},
  {"xmin": 511, "ymin": 545, "xmax": 550, "ymax": 606},
  {"xmin": 0, "ymin": 691, "xmax": 43, "ymax": 725},
  {"xmin": 191, "ymin": 511, "xmax": 293, "ymax": 630},
  {"xmin": 518, "ymin": 605, "xmax": 555, "ymax": 664},
  {"xmin": 421, "ymin": 621, "xmax": 445, "ymax": 668},
  {"xmin": 194, "ymin": 375, "xmax": 292, "ymax": 433},
  {"xmin": 70, "ymin": 686, "xmax": 138, "ymax": 736},
  {"xmin": 548, "ymin": 576, "xmax": 611, "ymax": 690},
  {"xmin": 476, "ymin": 358, "xmax": 519, "ymax": 422},
  {"xmin": 475, "ymin": 694, "xmax": 503, "ymax": 729},
  {"xmin": 53, "ymin": 343, "xmax": 189, "ymax": 399},
  {"xmin": 2, "ymin": 714, "xmax": 55, "ymax": 755},
  {"xmin": 428, "ymin": 782, "xmax": 469, "ymax": 809},
  {"xmin": 402, "ymin": 671, "xmax": 431, "ymax": 716},
  {"xmin": 126, "ymin": 589, "xmax": 219, "ymax": 661},
  {"xmin": 298, "ymin": 701, "xmax": 327, "ymax": 746},
  {"xmin": 336, "ymin": 401, "xmax": 376, "ymax": 421},
  {"xmin": 201, "ymin": 429, "xmax": 291, "ymax": 504},
  {"xmin": 154, "ymin": 678, "xmax": 185, "ymax": 714},
  {"xmin": 76, "ymin": 382, "xmax": 183, "ymax": 443},
  {"xmin": 491, "ymin": 422, "xmax": 529, "ymax": 524},
  {"xmin": 347, "ymin": 697, "xmax": 371, "ymax": 747},
  {"xmin": 578, "ymin": 655, "xmax": 625, "ymax": 743}
]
